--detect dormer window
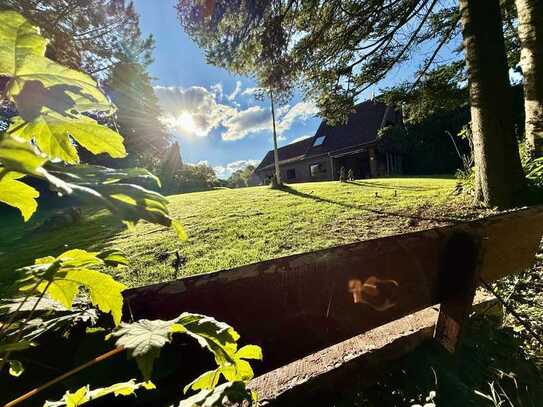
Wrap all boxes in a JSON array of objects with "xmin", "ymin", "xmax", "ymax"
[{"xmin": 313, "ymin": 135, "xmax": 326, "ymax": 146}]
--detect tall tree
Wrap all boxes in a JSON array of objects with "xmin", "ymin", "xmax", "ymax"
[
  {"xmin": 515, "ymin": 0, "xmax": 543, "ymax": 157},
  {"xmin": 459, "ymin": 0, "xmax": 525, "ymax": 207},
  {"xmin": 177, "ymin": 0, "xmax": 526, "ymax": 207},
  {"xmin": 104, "ymin": 43, "xmax": 171, "ymax": 168},
  {"xmin": 0, "ymin": 0, "xmax": 153, "ymax": 76}
]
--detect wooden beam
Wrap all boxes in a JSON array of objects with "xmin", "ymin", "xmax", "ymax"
[
  {"xmin": 249, "ymin": 291, "xmax": 501, "ymax": 405},
  {"xmin": 433, "ymin": 232, "xmax": 483, "ymax": 352},
  {"xmin": 124, "ymin": 207, "xmax": 543, "ymax": 373}
]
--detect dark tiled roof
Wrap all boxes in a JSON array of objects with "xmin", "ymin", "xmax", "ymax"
[
  {"xmin": 255, "ymin": 136, "xmax": 314, "ymax": 171},
  {"xmin": 256, "ymin": 100, "xmax": 396, "ymax": 171}
]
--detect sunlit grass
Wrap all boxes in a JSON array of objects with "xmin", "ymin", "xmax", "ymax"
[{"xmin": 1, "ymin": 177, "xmax": 491, "ymax": 288}]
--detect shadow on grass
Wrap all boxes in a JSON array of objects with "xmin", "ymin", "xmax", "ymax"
[
  {"xmin": 278, "ymin": 184, "xmax": 464, "ymax": 224},
  {"xmin": 0, "ymin": 208, "xmax": 126, "ymax": 273},
  {"xmin": 346, "ymin": 180, "xmax": 445, "ymax": 191}
]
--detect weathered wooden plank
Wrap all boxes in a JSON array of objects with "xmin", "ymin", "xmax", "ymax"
[
  {"xmin": 249, "ymin": 292, "xmax": 501, "ymax": 405},
  {"xmin": 123, "ymin": 206, "xmax": 543, "ymax": 372}
]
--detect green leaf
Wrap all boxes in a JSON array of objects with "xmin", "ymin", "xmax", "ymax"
[
  {"xmin": 183, "ymin": 370, "xmax": 221, "ymax": 394},
  {"xmin": 0, "ymin": 11, "xmax": 111, "ymax": 117},
  {"xmin": 109, "ymin": 313, "xmax": 251, "ymax": 383},
  {"xmin": 0, "ymin": 340, "xmax": 35, "ymax": 353},
  {"xmin": 172, "ymin": 220, "xmax": 188, "ymax": 241},
  {"xmin": 8, "ymin": 359, "xmax": 24, "ymax": 377},
  {"xmin": 178, "ymin": 381, "xmax": 254, "ymax": 407},
  {"xmin": 109, "ymin": 319, "xmax": 183, "ymax": 380},
  {"xmin": 97, "ymin": 249, "xmax": 129, "ymax": 268},
  {"xmin": 9, "ymin": 113, "xmax": 126, "ymax": 164},
  {"xmin": 43, "ymin": 380, "xmax": 155, "ymax": 407},
  {"xmin": 0, "ymin": 135, "xmax": 47, "ymax": 176},
  {"xmin": 0, "ymin": 10, "xmax": 47, "ymax": 75},
  {"xmin": 35, "ymin": 269, "xmax": 126, "ymax": 325},
  {"xmin": 4, "ymin": 52, "xmax": 111, "ymax": 114},
  {"xmin": 0, "ymin": 136, "xmax": 183, "ymax": 238},
  {"xmin": 0, "ymin": 171, "xmax": 39, "ymax": 221},
  {"xmin": 184, "ymin": 344, "xmax": 263, "ymax": 394},
  {"xmin": 47, "ymin": 164, "xmax": 161, "ymax": 188},
  {"xmin": 235, "ymin": 344, "xmax": 263, "ymax": 360},
  {"xmin": 57, "ymin": 249, "xmax": 103, "ymax": 268},
  {"xmin": 18, "ymin": 249, "xmax": 127, "ymax": 325},
  {"xmin": 178, "ymin": 313, "xmax": 239, "ymax": 367}
]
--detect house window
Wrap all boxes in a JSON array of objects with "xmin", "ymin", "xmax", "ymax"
[
  {"xmin": 312, "ymin": 135, "xmax": 326, "ymax": 146},
  {"xmin": 286, "ymin": 168, "xmax": 296, "ymax": 180},
  {"xmin": 310, "ymin": 163, "xmax": 327, "ymax": 177}
]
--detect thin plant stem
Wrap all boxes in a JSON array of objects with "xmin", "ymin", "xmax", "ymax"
[
  {"xmin": 4, "ymin": 346, "xmax": 125, "ymax": 407},
  {"xmin": 0, "ymin": 279, "xmax": 52, "ymax": 372},
  {"xmin": 0, "ymin": 277, "xmax": 45, "ymax": 339}
]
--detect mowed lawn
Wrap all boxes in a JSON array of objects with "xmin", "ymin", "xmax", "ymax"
[{"xmin": 0, "ymin": 177, "xmax": 491, "ymax": 288}]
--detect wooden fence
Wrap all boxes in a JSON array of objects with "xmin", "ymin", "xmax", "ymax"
[{"xmin": 123, "ymin": 206, "xmax": 543, "ymax": 398}]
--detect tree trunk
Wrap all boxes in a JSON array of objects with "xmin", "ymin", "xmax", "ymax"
[
  {"xmin": 459, "ymin": 0, "xmax": 525, "ymax": 208},
  {"xmin": 270, "ymin": 90, "xmax": 282, "ymax": 186},
  {"xmin": 515, "ymin": 0, "xmax": 543, "ymax": 158}
]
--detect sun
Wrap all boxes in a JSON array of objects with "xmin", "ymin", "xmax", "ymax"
[{"xmin": 177, "ymin": 112, "xmax": 198, "ymax": 134}]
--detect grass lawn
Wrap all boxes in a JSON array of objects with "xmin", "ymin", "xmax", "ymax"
[{"xmin": 0, "ymin": 177, "xmax": 492, "ymax": 288}]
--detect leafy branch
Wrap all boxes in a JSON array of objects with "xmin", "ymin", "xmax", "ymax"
[{"xmin": 0, "ymin": 10, "xmax": 261, "ymax": 407}]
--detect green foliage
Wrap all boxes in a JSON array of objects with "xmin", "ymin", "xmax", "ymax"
[
  {"xmin": 109, "ymin": 313, "xmax": 262, "ymax": 385},
  {"xmin": 178, "ymin": 381, "xmax": 255, "ymax": 407},
  {"xmin": 15, "ymin": 249, "xmax": 128, "ymax": 325},
  {"xmin": 0, "ymin": 133, "xmax": 47, "ymax": 175},
  {"xmin": 102, "ymin": 48, "xmax": 171, "ymax": 168},
  {"xmin": 184, "ymin": 344, "xmax": 262, "ymax": 393},
  {"xmin": 9, "ymin": 114, "xmax": 126, "ymax": 164},
  {"xmin": 380, "ymin": 62, "xmax": 468, "ymax": 125},
  {"xmin": 108, "ymin": 318, "xmax": 183, "ymax": 380},
  {"xmin": 0, "ymin": 10, "xmax": 47, "ymax": 75},
  {"xmin": 167, "ymin": 163, "xmax": 221, "ymax": 194},
  {"xmin": 0, "ymin": 0, "xmax": 154, "ymax": 75},
  {"xmin": 0, "ymin": 9, "xmax": 124, "ymax": 165},
  {"xmin": 226, "ymin": 165, "xmax": 256, "ymax": 188},
  {"xmin": 0, "ymin": 133, "xmax": 186, "ymax": 238},
  {"xmin": 43, "ymin": 379, "xmax": 156, "ymax": 407},
  {"xmin": 0, "ymin": 13, "xmax": 258, "ymax": 407},
  {"xmin": 177, "ymin": 1, "xmax": 461, "ymax": 122},
  {"xmin": 525, "ymin": 157, "xmax": 543, "ymax": 187},
  {"xmin": 8, "ymin": 359, "xmax": 24, "ymax": 377},
  {"xmin": 326, "ymin": 317, "xmax": 543, "ymax": 406},
  {"xmin": 0, "ymin": 171, "xmax": 39, "ymax": 221}
]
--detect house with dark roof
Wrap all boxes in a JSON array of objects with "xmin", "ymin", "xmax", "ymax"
[{"xmin": 254, "ymin": 100, "xmax": 403, "ymax": 184}]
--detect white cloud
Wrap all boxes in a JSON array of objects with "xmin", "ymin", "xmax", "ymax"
[
  {"xmin": 222, "ymin": 106, "xmax": 272, "ymax": 141},
  {"xmin": 289, "ymin": 134, "xmax": 313, "ymax": 144},
  {"xmin": 241, "ymin": 87, "xmax": 260, "ymax": 97},
  {"xmin": 227, "ymin": 81, "xmax": 242, "ymax": 101},
  {"xmin": 155, "ymin": 85, "xmax": 319, "ymax": 142},
  {"xmin": 276, "ymin": 101, "xmax": 319, "ymax": 133},
  {"xmin": 154, "ymin": 85, "xmax": 235, "ymax": 137},
  {"xmin": 210, "ymin": 83, "xmax": 223, "ymax": 100},
  {"xmin": 213, "ymin": 159, "xmax": 259, "ymax": 179}
]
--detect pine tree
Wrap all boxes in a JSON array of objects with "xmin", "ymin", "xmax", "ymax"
[{"xmin": 177, "ymin": 0, "xmax": 526, "ymax": 207}]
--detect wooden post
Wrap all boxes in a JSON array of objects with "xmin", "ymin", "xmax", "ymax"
[{"xmin": 434, "ymin": 232, "xmax": 483, "ymax": 352}]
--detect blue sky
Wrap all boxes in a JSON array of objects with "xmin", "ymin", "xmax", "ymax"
[{"xmin": 132, "ymin": 0, "xmax": 461, "ymax": 178}]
